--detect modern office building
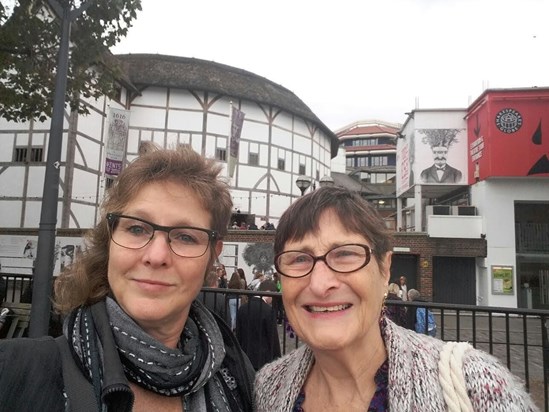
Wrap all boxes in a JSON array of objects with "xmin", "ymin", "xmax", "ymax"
[{"xmin": 335, "ymin": 120, "xmax": 401, "ymax": 228}]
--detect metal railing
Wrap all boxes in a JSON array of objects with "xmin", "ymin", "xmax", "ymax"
[
  {"xmin": 200, "ymin": 288, "xmax": 549, "ymax": 411},
  {"xmin": 2, "ymin": 281, "xmax": 547, "ymax": 410}
]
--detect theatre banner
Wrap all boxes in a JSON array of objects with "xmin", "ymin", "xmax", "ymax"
[
  {"xmin": 228, "ymin": 105, "xmax": 245, "ymax": 178},
  {"xmin": 105, "ymin": 108, "xmax": 130, "ymax": 178}
]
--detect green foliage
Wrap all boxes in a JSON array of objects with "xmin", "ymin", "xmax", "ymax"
[{"xmin": 0, "ymin": 0, "xmax": 142, "ymax": 122}]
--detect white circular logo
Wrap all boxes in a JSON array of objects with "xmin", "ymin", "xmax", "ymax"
[{"xmin": 495, "ymin": 108, "xmax": 523, "ymax": 134}]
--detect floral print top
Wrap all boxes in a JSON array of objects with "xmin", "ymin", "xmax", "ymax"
[{"xmin": 292, "ymin": 359, "xmax": 389, "ymax": 411}]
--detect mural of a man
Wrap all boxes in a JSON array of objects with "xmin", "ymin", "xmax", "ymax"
[{"xmin": 419, "ymin": 129, "xmax": 463, "ymax": 184}]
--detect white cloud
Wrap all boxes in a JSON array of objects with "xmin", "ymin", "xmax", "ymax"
[{"xmin": 112, "ymin": 0, "xmax": 549, "ymax": 130}]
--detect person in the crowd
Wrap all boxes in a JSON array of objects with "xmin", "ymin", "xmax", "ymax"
[
  {"xmin": 198, "ymin": 268, "xmax": 230, "ymax": 325},
  {"xmin": 0, "ymin": 145, "xmax": 254, "ymax": 411},
  {"xmin": 238, "ymin": 267, "xmax": 249, "ymax": 305},
  {"xmin": 406, "ymin": 288, "xmax": 437, "ymax": 337},
  {"xmin": 399, "ymin": 275, "xmax": 408, "ymax": 301},
  {"xmin": 236, "ymin": 279, "xmax": 281, "ymax": 371},
  {"xmin": 271, "ymin": 272, "xmax": 284, "ymax": 324},
  {"xmin": 227, "ymin": 270, "xmax": 244, "ymax": 331},
  {"xmin": 254, "ymin": 186, "xmax": 537, "ymax": 411},
  {"xmin": 217, "ymin": 264, "xmax": 228, "ymax": 288},
  {"xmin": 385, "ymin": 282, "xmax": 406, "ymax": 327},
  {"xmin": 248, "ymin": 271, "xmax": 264, "ymax": 291}
]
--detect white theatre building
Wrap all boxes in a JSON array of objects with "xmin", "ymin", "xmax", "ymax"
[{"xmin": 0, "ymin": 54, "xmax": 339, "ymax": 230}]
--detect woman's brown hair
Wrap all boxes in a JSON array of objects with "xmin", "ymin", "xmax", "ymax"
[
  {"xmin": 54, "ymin": 145, "xmax": 233, "ymax": 313},
  {"xmin": 274, "ymin": 186, "xmax": 393, "ymax": 270}
]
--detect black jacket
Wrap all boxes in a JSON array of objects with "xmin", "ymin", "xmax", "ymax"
[
  {"xmin": 0, "ymin": 309, "xmax": 254, "ymax": 412},
  {"xmin": 236, "ymin": 296, "xmax": 281, "ymax": 371}
]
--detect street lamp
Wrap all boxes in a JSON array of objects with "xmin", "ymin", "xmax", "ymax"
[
  {"xmin": 319, "ymin": 175, "xmax": 335, "ymax": 188},
  {"xmin": 295, "ymin": 175, "xmax": 311, "ymax": 196},
  {"xmin": 29, "ymin": 0, "xmax": 94, "ymax": 338}
]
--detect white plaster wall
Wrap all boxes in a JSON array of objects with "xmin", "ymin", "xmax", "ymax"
[
  {"xmin": 167, "ymin": 109, "xmax": 203, "ymax": 132},
  {"xmin": 0, "ymin": 200, "xmax": 22, "ymax": 227},
  {"xmin": 414, "ymin": 110, "xmax": 467, "ymax": 129},
  {"xmin": 427, "ymin": 215, "xmax": 483, "ymax": 238},
  {"xmin": 471, "ymin": 178, "xmax": 549, "ymax": 307},
  {"xmin": 26, "ymin": 167, "xmax": 47, "ymax": 197},
  {"xmin": 169, "ymin": 89, "xmax": 203, "ymax": 110},
  {"xmin": 0, "ymin": 80, "xmax": 335, "ymax": 230},
  {"xmin": 77, "ymin": 105, "xmax": 105, "ymax": 139},
  {"xmin": 242, "ymin": 121, "xmax": 269, "ymax": 144},
  {"xmin": 75, "ymin": 135, "xmax": 102, "ymax": 170}
]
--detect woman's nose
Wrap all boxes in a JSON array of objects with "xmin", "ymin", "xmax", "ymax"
[{"xmin": 307, "ymin": 260, "xmax": 340, "ymax": 296}]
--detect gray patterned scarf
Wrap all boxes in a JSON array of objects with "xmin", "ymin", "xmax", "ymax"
[{"xmin": 66, "ymin": 297, "xmax": 241, "ymax": 411}]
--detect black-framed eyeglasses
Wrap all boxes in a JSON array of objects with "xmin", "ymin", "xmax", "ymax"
[
  {"xmin": 107, "ymin": 213, "xmax": 219, "ymax": 258},
  {"xmin": 275, "ymin": 243, "xmax": 373, "ymax": 278}
]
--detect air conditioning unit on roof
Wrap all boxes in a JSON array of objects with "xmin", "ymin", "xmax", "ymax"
[
  {"xmin": 426, "ymin": 205, "xmax": 451, "ymax": 216},
  {"xmin": 452, "ymin": 206, "xmax": 477, "ymax": 216}
]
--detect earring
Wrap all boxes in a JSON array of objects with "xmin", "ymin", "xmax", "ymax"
[{"xmin": 380, "ymin": 291, "xmax": 388, "ymax": 316}]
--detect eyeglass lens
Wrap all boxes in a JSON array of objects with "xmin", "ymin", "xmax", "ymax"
[
  {"xmin": 111, "ymin": 216, "xmax": 211, "ymax": 257},
  {"xmin": 276, "ymin": 244, "xmax": 371, "ymax": 278}
]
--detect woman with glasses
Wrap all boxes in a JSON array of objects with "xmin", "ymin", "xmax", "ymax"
[
  {"xmin": 254, "ymin": 186, "xmax": 537, "ymax": 411},
  {"xmin": 0, "ymin": 145, "xmax": 254, "ymax": 412}
]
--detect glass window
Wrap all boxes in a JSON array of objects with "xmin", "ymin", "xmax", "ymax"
[
  {"xmin": 14, "ymin": 147, "xmax": 43, "ymax": 162},
  {"xmin": 299, "ymin": 164, "xmax": 306, "ymax": 175},
  {"xmin": 277, "ymin": 158, "xmax": 285, "ymax": 170},
  {"xmin": 249, "ymin": 152, "xmax": 259, "ymax": 166},
  {"xmin": 216, "ymin": 147, "xmax": 227, "ymax": 162}
]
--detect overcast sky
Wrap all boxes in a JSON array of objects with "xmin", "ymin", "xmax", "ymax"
[{"xmin": 111, "ymin": 0, "xmax": 549, "ymax": 131}]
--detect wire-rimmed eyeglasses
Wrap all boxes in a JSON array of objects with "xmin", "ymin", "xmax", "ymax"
[
  {"xmin": 274, "ymin": 243, "xmax": 373, "ymax": 278},
  {"xmin": 107, "ymin": 213, "xmax": 219, "ymax": 258}
]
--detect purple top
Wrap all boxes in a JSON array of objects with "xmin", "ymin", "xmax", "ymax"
[{"xmin": 292, "ymin": 359, "xmax": 389, "ymax": 411}]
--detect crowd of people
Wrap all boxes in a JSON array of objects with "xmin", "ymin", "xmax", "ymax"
[
  {"xmin": 0, "ymin": 146, "xmax": 538, "ymax": 411},
  {"xmin": 230, "ymin": 221, "xmax": 275, "ymax": 230}
]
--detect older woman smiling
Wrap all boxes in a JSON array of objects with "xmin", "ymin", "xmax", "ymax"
[{"xmin": 254, "ymin": 186, "xmax": 537, "ymax": 412}]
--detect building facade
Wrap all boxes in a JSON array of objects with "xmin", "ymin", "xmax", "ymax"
[
  {"xmin": 335, "ymin": 120, "xmax": 401, "ymax": 229},
  {"xmin": 396, "ymin": 88, "xmax": 549, "ymax": 309},
  {"xmin": 0, "ymin": 54, "xmax": 339, "ymax": 230}
]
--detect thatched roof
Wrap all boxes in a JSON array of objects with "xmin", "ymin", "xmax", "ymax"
[{"xmin": 115, "ymin": 54, "xmax": 339, "ymax": 157}]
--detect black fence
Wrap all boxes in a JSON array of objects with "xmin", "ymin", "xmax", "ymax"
[
  {"xmin": 2, "ymin": 277, "xmax": 548, "ymax": 411},
  {"xmin": 200, "ymin": 288, "xmax": 549, "ymax": 411}
]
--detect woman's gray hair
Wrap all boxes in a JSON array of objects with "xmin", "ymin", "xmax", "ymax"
[{"xmin": 408, "ymin": 288, "xmax": 421, "ymax": 301}]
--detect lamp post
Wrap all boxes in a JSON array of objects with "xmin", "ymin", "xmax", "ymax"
[
  {"xmin": 295, "ymin": 175, "xmax": 311, "ymax": 196},
  {"xmin": 319, "ymin": 175, "xmax": 335, "ymax": 188},
  {"xmin": 29, "ymin": 0, "xmax": 94, "ymax": 337}
]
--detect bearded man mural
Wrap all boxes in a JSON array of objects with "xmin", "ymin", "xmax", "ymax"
[{"xmin": 419, "ymin": 128, "xmax": 463, "ymax": 184}]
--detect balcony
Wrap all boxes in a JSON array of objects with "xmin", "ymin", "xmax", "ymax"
[
  {"xmin": 516, "ymin": 223, "xmax": 549, "ymax": 253},
  {"xmin": 425, "ymin": 205, "xmax": 483, "ymax": 238}
]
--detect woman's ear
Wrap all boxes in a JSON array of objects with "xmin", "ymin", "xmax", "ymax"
[
  {"xmin": 214, "ymin": 240, "xmax": 223, "ymax": 257},
  {"xmin": 380, "ymin": 251, "xmax": 392, "ymax": 285}
]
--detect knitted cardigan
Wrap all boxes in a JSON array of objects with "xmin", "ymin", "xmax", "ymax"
[{"xmin": 254, "ymin": 318, "xmax": 539, "ymax": 411}]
